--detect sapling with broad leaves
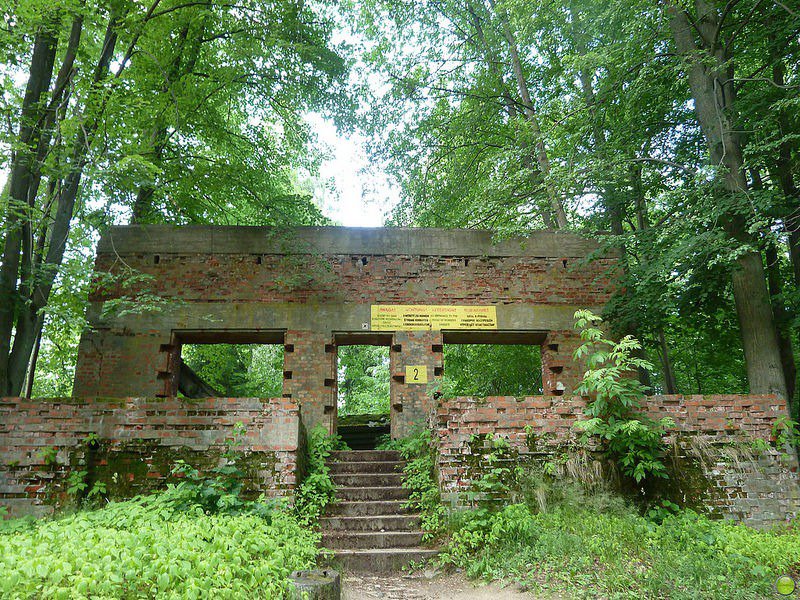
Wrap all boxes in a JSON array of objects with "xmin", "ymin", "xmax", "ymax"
[{"xmin": 573, "ymin": 309, "xmax": 674, "ymax": 483}]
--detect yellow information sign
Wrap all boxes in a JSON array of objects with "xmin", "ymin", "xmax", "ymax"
[
  {"xmin": 405, "ymin": 365, "xmax": 428, "ymax": 384},
  {"xmin": 371, "ymin": 305, "xmax": 497, "ymax": 331}
]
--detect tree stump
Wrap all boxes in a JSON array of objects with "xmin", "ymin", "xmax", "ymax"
[{"xmin": 289, "ymin": 569, "xmax": 341, "ymax": 600}]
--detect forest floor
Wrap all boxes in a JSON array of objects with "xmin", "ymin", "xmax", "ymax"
[{"xmin": 341, "ymin": 571, "xmax": 565, "ymax": 599}]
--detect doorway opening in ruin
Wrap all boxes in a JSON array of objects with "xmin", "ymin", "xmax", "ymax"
[
  {"xmin": 334, "ymin": 332, "xmax": 392, "ymax": 449},
  {"xmin": 173, "ymin": 330, "xmax": 286, "ymax": 399},
  {"xmin": 441, "ymin": 331, "xmax": 544, "ymax": 397}
]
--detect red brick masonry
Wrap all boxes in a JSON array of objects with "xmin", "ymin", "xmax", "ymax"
[
  {"xmin": 434, "ymin": 394, "xmax": 800, "ymax": 525},
  {"xmin": 0, "ymin": 397, "xmax": 299, "ymax": 518}
]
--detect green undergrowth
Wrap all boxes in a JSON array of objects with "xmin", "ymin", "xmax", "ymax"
[
  {"xmin": 295, "ymin": 425, "xmax": 348, "ymax": 525},
  {"xmin": 383, "ymin": 428, "xmax": 800, "ymax": 598},
  {"xmin": 0, "ymin": 422, "xmax": 323, "ymax": 598},
  {"xmin": 378, "ymin": 429, "xmax": 447, "ymax": 541},
  {"xmin": 440, "ymin": 499, "xmax": 800, "ymax": 599},
  {"xmin": 0, "ymin": 488, "xmax": 318, "ymax": 599}
]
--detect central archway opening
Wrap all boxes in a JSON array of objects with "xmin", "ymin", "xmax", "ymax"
[{"xmin": 334, "ymin": 332, "xmax": 392, "ymax": 449}]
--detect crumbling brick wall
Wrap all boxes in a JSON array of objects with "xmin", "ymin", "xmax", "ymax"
[
  {"xmin": 0, "ymin": 397, "xmax": 300, "ymax": 518},
  {"xmin": 433, "ymin": 394, "xmax": 800, "ymax": 526},
  {"xmin": 73, "ymin": 226, "xmax": 615, "ymax": 434}
]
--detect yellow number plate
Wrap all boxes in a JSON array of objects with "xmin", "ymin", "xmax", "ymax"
[{"xmin": 405, "ymin": 365, "xmax": 428, "ymax": 384}]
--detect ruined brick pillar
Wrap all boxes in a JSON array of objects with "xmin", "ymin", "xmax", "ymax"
[
  {"xmin": 283, "ymin": 330, "xmax": 337, "ymax": 434},
  {"xmin": 541, "ymin": 329, "xmax": 584, "ymax": 397},
  {"xmin": 390, "ymin": 330, "xmax": 443, "ymax": 438}
]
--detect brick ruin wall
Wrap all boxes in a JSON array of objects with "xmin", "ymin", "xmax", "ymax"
[
  {"xmin": 74, "ymin": 227, "xmax": 615, "ymax": 436},
  {"xmin": 433, "ymin": 394, "xmax": 800, "ymax": 526},
  {"xmin": 2, "ymin": 227, "xmax": 798, "ymax": 524},
  {"xmin": 0, "ymin": 397, "xmax": 300, "ymax": 518}
]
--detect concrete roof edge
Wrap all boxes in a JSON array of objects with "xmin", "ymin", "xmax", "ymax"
[{"xmin": 95, "ymin": 225, "xmax": 611, "ymax": 258}]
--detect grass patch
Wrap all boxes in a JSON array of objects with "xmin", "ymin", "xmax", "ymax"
[{"xmin": 440, "ymin": 501, "xmax": 800, "ymax": 599}]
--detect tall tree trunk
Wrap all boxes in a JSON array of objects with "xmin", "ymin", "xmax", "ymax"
[
  {"xmin": 667, "ymin": 0, "xmax": 787, "ymax": 398},
  {"xmin": 490, "ymin": 1, "xmax": 568, "ymax": 228},
  {"xmin": 0, "ymin": 14, "xmax": 61, "ymax": 394},
  {"xmin": 657, "ymin": 329, "xmax": 679, "ymax": 394},
  {"xmin": 765, "ymin": 242, "xmax": 796, "ymax": 403},
  {"xmin": 573, "ymin": 16, "xmax": 652, "ymax": 389},
  {"xmin": 131, "ymin": 16, "xmax": 206, "ymax": 223},
  {"xmin": 4, "ymin": 10, "xmax": 123, "ymax": 395},
  {"xmin": 465, "ymin": 1, "xmax": 559, "ymax": 229},
  {"xmin": 23, "ymin": 317, "xmax": 43, "ymax": 399},
  {"xmin": 771, "ymin": 59, "xmax": 800, "ymax": 287}
]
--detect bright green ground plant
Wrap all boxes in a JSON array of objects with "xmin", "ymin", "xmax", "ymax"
[
  {"xmin": 573, "ymin": 310, "xmax": 674, "ymax": 482},
  {"xmin": 0, "ymin": 423, "xmax": 320, "ymax": 598},
  {"xmin": 295, "ymin": 425, "xmax": 348, "ymax": 525},
  {"xmin": 0, "ymin": 496, "xmax": 318, "ymax": 599},
  {"xmin": 438, "ymin": 501, "xmax": 800, "ymax": 599},
  {"xmin": 379, "ymin": 428, "xmax": 446, "ymax": 541}
]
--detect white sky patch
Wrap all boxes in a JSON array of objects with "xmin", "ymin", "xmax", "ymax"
[{"xmin": 306, "ymin": 113, "xmax": 400, "ymax": 227}]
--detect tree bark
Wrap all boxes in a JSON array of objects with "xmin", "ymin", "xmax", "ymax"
[
  {"xmin": 491, "ymin": 2, "xmax": 568, "ymax": 228},
  {"xmin": 658, "ymin": 329, "xmax": 679, "ymax": 394},
  {"xmin": 0, "ymin": 14, "xmax": 61, "ymax": 394},
  {"xmin": 667, "ymin": 0, "xmax": 787, "ymax": 398}
]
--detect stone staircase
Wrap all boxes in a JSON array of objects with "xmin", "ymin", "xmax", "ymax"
[{"xmin": 321, "ymin": 449, "xmax": 438, "ymax": 572}]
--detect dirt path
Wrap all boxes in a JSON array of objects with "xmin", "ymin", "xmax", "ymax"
[{"xmin": 341, "ymin": 571, "xmax": 557, "ymax": 600}]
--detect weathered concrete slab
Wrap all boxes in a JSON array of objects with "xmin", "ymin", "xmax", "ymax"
[{"xmin": 97, "ymin": 225, "xmax": 609, "ymax": 258}]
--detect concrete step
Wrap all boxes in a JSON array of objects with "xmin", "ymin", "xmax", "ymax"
[
  {"xmin": 327, "ymin": 460, "xmax": 405, "ymax": 474},
  {"xmin": 331, "ymin": 472, "xmax": 403, "ymax": 487},
  {"xmin": 322, "ymin": 531, "xmax": 424, "ymax": 549},
  {"xmin": 320, "ymin": 514, "xmax": 421, "ymax": 532},
  {"xmin": 336, "ymin": 486, "xmax": 410, "ymax": 501},
  {"xmin": 326, "ymin": 500, "xmax": 411, "ymax": 517},
  {"xmin": 330, "ymin": 450, "xmax": 401, "ymax": 462},
  {"xmin": 331, "ymin": 548, "xmax": 439, "ymax": 573}
]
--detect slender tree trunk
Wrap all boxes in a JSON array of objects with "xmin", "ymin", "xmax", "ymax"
[
  {"xmin": 465, "ymin": 1, "xmax": 559, "ymax": 229},
  {"xmin": 131, "ymin": 17, "xmax": 206, "ymax": 223},
  {"xmin": 0, "ymin": 14, "xmax": 61, "ymax": 394},
  {"xmin": 765, "ymin": 242, "xmax": 796, "ymax": 403},
  {"xmin": 770, "ymin": 60, "xmax": 800, "ymax": 287},
  {"xmin": 4, "ymin": 11, "xmax": 123, "ymax": 395},
  {"xmin": 490, "ymin": 1, "xmax": 568, "ymax": 228},
  {"xmin": 667, "ymin": 0, "xmax": 787, "ymax": 398},
  {"xmin": 23, "ymin": 319, "xmax": 43, "ymax": 399},
  {"xmin": 656, "ymin": 329, "xmax": 679, "ymax": 394}
]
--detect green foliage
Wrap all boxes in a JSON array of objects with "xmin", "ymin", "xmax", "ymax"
[
  {"xmin": 441, "ymin": 344, "xmax": 542, "ymax": 397},
  {"xmin": 295, "ymin": 425, "xmax": 347, "ymax": 525},
  {"xmin": 181, "ymin": 344, "xmax": 284, "ymax": 398},
  {"xmin": 773, "ymin": 415, "xmax": 800, "ymax": 449},
  {"xmin": 439, "ymin": 501, "xmax": 800, "ymax": 598},
  {"xmin": 379, "ymin": 428, "xmax": 446, "ymax": 540},
  {"xmin": 66, "ymin": 471, "xmax": 89, "ymax": 499},
  {"xmin": 165, "ymin": 422, "xmax": 256, "ymax": 516},
  {"xmin": 38, "ymin": 446, "xmax": 58, "ymax": 467},
  {"xmin": 351, "ymin": 0, "xmax": 800, "ymax": 407},
  {"xmin": 0, "ymin": 495, "xmax": 318, "ymax": 598},
  {"xmin": 573, "ymin": 310, "xmax": 674, "ymax": 482},
  {"xmin": 337, "ymin": 345, "xmax": 390, "ymax": 415},
  {"xmin": 464, "ymin": 435, "xmax": 520, "ymax": 511},
  {"xmin": 1, "ymin": 0, "xmax": 352, "ymax": 397}
]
